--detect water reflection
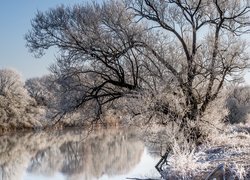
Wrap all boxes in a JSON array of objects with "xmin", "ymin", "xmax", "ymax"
[{"xmin": 0, "ymin": 128, "xmax": 154, "ymax": 180}]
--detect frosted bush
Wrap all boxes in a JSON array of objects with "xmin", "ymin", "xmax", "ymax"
[{"xmin": 226, "ymin": 86, "xmax": 250, "ymax": 124}]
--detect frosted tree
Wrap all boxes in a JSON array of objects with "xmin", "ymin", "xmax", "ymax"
[
  {"xmin": 25, "ymin": 0, "xmax": 250, "ymax": 139},
  {"xmin": 0, "ymin": 68, "xmax": 41, "ymax": 130},
  {"xmin": 0, "ymin": 69, "xmax": 26, "ymax": 99},
  {"xmin": 25, "ymin": 75, "xmax": 58, "ymax": 107},
  {"xmin": 25, "ymin": 1, "xmax": 153, "ymax": 120},
  {"xmin": 129, "ymin": 0, "xmax": 250, "ymax": 124}
]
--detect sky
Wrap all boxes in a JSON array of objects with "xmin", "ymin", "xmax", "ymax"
[
  {"xmin": 0, "ymin": 0, "xmax": 100, "ymax": 80},
  {"xmin": 0, "ymin": 1, "xmax": 250, "ymax": 83}
]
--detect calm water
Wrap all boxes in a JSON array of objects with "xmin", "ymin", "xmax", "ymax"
[{"xmin": 0, "ymin": 127, "xmax": 163, "ymax": 180}]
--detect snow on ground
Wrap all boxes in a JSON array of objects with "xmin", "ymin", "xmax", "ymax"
[{"xmin": 159, "ymin": 124, "xmax": 250, "ymax": 179}]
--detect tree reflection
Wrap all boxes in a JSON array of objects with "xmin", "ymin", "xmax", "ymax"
[
  {"xmin": 28, "ymin": 147, "xmax": 64, "ymax": 176},
  {"xmin": 0, "ymin": 128, "xmax": 144, "ymax": 180},
  {"xmin": 142, "ymin": 127, "xmax": 172, "ymax": 157}
]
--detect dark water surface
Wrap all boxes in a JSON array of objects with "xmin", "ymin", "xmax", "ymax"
[{"xmin": 0, "ymin": 127, "xmax": 161, "ymax": 180}]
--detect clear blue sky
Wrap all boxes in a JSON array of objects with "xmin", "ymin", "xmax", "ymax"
[
  {"xmin": 0, "ymin": 1, "xmax": 250, "ymax": 84},
  {"xmin": 0, "ymin": 0, "xmax": 101, "ymax": 80}
]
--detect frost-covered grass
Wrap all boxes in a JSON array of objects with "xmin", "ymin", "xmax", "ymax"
[{"xmin": 159, "ymin": 123, "xmax": 250, "ymax": 179}]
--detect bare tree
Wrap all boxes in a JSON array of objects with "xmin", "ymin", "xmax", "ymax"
[{"xmin": 25, "ymin": 0, "xmax": 250, "ymax": 138}]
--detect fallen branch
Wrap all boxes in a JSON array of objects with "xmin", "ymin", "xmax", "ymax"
[{"xmin": 155, "ymin": 150, "xmax": 170, "ymax": 173}]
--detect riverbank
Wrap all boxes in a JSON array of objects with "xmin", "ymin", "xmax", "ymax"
[{"xmin": 153, "ymin": 123, "xmax": 250, "ymax": 179}]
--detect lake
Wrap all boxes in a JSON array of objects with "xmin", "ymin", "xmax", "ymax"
[{"xmin": 0, "ymin": 127, "xmax": 164, "ymax": 180}]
